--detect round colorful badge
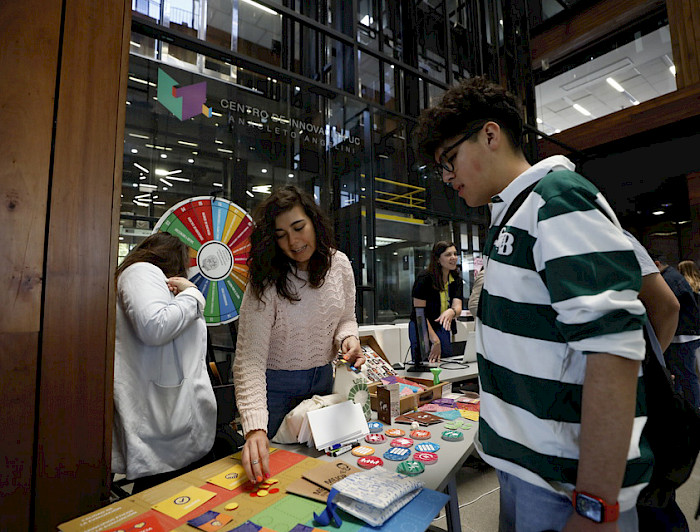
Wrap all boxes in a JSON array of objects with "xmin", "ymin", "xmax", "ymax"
[
  {"xmin": 367, "ymin": 421, "xmax": 384, "ymax": 433},
  {"xmin": 413, "ymin": 451, "xmax": 439, "ymax": 465},
  {"xmin": 390, "ymin": 437, "xmax": 414, "ymax": 448},
  {"xmin": 415, "ymin": 441, "xmax": 440, "ymax": 453},
  {"xmin": 357, "ymin": 456, "xmax": 384, "ymax": 469},
  {"xmin": 351, "ymin": 445, "xmax": 376, "ymax": 457},
  {"xmin": 383, "ymin": 447, "xmax": 411, "ymax": 461},
  {"xmin": 410, "ymin": 429, "xmax": 431, "ymax": 440},
  {"xmin": 385, "ymin": 428, "xmax": 405, "ymax": 437},
  {"xmin": 441, "ymin": 429, "xmax": 464, "ymax": 441},
  {"xmin": 396, "ymin": 460, "xmax": 425, "ymax": 476},
  {"xmin": 445, "ymin": 419, "xmax": 472, "ymax": 430},
  {"xmin": 365, "ymin": 433, "xmax": 386, "ymax": 444}
]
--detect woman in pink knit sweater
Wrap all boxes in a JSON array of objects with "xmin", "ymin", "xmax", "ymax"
[{"xmin": 233, "ymin": 185, "xmax": 365, "ymax": 484}]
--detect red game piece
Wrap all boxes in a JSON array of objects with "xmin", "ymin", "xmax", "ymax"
[{"xmin": 357, "ymin": 456, "xmax": 384, "ymax": 469}]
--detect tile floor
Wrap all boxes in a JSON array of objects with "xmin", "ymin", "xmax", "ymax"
[{"xmin": 430, "ymin": 453, "xmax": 700, "ymax": 532}]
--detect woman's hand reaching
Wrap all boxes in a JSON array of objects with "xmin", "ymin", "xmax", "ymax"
[{"xmin": 341, "ymin": 336, "xmax": 365, "ymax": 368}]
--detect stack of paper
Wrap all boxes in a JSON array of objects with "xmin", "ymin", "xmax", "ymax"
[{"xmin": 306, "ymin": 400, "xmax": 369, "ymax": 451}]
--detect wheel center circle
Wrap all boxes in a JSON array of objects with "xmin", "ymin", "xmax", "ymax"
[{"xmin": 196, "ymin": 241, "xmax": 234, "ymax": 281}]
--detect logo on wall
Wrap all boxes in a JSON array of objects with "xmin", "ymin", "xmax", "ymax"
[{"xmin": 157, "ymin": 68, "xmax": 212, "ymax": 120}]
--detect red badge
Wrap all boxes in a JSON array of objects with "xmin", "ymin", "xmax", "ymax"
[
  {"xmin": 390, "ymin": 437, "xmax": 414, "ymax": 448},
  {"xmin": 413, "ymin": 451, "xmax": 439, "ymax": 464},
  {"xmin": 357, "ymin": 456, "xmax": 384, "ymax": 469}
]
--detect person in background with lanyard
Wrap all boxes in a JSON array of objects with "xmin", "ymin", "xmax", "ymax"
[
  {"xmin": 233, "ymin": 185, "xmax": 364, "ymax": 485},
  {"xmin": 409, "ymin": 241, "xmax": 463, "ymax": 362}
]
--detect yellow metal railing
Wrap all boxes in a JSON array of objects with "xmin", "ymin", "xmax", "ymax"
[{"xmin": 373, "ymin": 177, "xmax": 426, "ymax": 210}]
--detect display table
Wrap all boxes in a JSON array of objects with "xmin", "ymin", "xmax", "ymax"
[
  {"xmin": 58, "ymin": 416, "xmax": 477, "ymax": 532},
  {"xmin": 278, "ymin": 414, "xmax": 477, "ymax": 532},
  {"xmin": 398, "ymin": 362, "xmax": 479, "ymax": 385}
]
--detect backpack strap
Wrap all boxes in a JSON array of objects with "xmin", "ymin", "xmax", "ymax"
[{"xmin": 483, "ymin": 180, "xmax": 539, "ymax": 257}]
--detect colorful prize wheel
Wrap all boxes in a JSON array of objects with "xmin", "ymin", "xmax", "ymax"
[{"xmin": 154, "ymin": 196, "xmax": 253, "ymax": 325}]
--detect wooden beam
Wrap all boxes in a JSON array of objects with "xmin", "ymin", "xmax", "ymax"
[
  {"xmin": 667, "ymin": 0, "xmax": 700, "ymax": 88},
  {"xmin": 537, "ymin": 83, "xmax": 700, "ymax": 157},
  {"xmin": 33, "ymin": 0, "xmax": 130, "ymax": 528},
  {"xmin": 0, "ymin": 0, "xmax": 62, "ymax": 528}
]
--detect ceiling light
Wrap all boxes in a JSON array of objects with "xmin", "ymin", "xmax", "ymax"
[
  {"xmin": 261, "ymin": 168, "xmax": 268, "ymax": 173},
  {"xmin": 129, "ymin": 133, "xmax": 149, "ymax": 139},
  {"xmin": 140, "ymin": 184, "xmax": 158, "ymax": 189},
  {"xmin": 288, "ymin": 173, "xmax": 294, "ymax": 178},
  {"xmin": 662, "ymin": 55, "xmax": 676, "ymax": 77},
  {"xmin": 132, "ymin": 183, "xmax": 138, "ymax": 187},
  {"xmin": 573, "ymin": 103, "xmax": 592, "ymax": 117},
  {"xmin": 217, "ymin": 148, "xmax": 233, "ymax": 154},
  {"xmin": 162, "ymin": 186, "xmax": 169, "ymax": 191},
  {"xmin": 670, "ymin": 65, "xmax": 676, "ymax": 76},
  {"xmin": 215, "ymin": 140, "xmax": 223, "ymax": 144},
  {"xmin": 139, "ymin": 175, "xmax": 147, "ymax": 181},
  {"xmin": 653, "ymin": 210, "xmax": 665, "ymax": 215},
  {"xmin": 177, "ymin": 140, "xmax": 198, "ymax": 147},
  {"xmin": 240, "ymin": 0, "xmax": 280, "ymax": 15},
  {"xmin": 134, "ymin": 193, "xmax": 151, "ymax": 200},
  {"xmin": 252, "ymin": 185, "xmax": 272, "ymax": 194},
  {"xmin": 129, "ymin": 41, "xmax": 141, "ymax": 48},
  {"xmin": 134, "ymin": 162, "xmax": 149, "ymax": 173},
  {"xmin": 188, "ymin": 159, "xmax": 195, "ymax": 163},
  {"xmin": 211, "ymin": 111, "xmax": 222, "ymax": 117},
  {"xmin": 134, "ymin": 200, "xmax": 149, "ymax": 207},
  {"xmin": 153, "ymin": 201, "xmax": 166, "ymax": 205},
  {"xmin": 126, "ymin": 101, "xmax": 131, "ymax": 105},
  {"xmin": 360, "ymin": 15, "xmax": 373, "ymax": 26},
  {"xmin": 160, "ymin": 153, "xmax": 167, "ymax": 159},
  {"xmin": 536, "ymin": 118, "xmax": 543, "ymax": 124},
  {"xmin": 166, "ymin": 176, "xmax": 190, "ymax": 182},
  {"xmin": 131, "ymin": 148, "xmax": 138, "ymax": 154},
  {"xmin": 246, "ymin": 190, "xmax": 254, "ymax": 197},
  {"xmin": 159, "ymin": 178, "xmax": 173, "ymax": 186},
  {"xmin": 555, "ymin": 129, "xmax": 561, "ymax": 133},
  {"xmin": 213, "ymin": 182, "xmax": 223, "ymax": 187},
  {"xmin": 606, "ymin": 77, "xmax": 625, "ymax": 92}
]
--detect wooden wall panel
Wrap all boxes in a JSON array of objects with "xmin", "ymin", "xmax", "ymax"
[
  {"xmin": 530, "ymin": 0, "xmax": 664, "ymax": 70},
  {"xmin": 0, "ymin": 1, "xmax": 62, "ymax": 529},
  {"xmin": 667, "ymin": 0, "xmax": 700, "ymax": 89},
  {"xmin": 33, "ymin": 0, "xmax": 130, "ymax": 528}
]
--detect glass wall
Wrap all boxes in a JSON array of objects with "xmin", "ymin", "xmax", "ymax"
[{"xmin": 124, "ymin": 0, "xmax": 505, "ymax": 328}]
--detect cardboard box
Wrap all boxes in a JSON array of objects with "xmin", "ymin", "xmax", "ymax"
[{"xmin": 360, "ymin": 335, "xmax": 447, "ymax": 414}]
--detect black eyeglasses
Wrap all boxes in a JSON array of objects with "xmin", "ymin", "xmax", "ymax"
[{"xmin": 432, "ymin": 121, "xmax": 489, "ymax": 180}]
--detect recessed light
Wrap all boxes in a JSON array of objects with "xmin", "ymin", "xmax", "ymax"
[
  {"xmin": 246, "ymin": 190, "xmax": 254, "ymax": 197},
  {"xmin": 261, "ymin": 168, "xmax": 268, "ymax": 173},
  {"xmin": 573, "ymin": 103, "xmax": 592, "ymax": 117},
  {"xmin": 188, "ymin": 159, "xmax": 195, "ymax": 163},
  {"xmin": 606, "ymin": 77, "xmax": 625, "ymax": 92},
  {"xmin": 131, "ymin": 148, "xmax": 138, "ymax": 154},
  {"xmin": 653, "ymin": 210, "xmax": 665, "ymax": 215},
  {"xmin": 288, "ymin": 173, "xmax": 294, "ymax": 178},
  {"xmin": 160, "ymin": 153, "xmax": 167, "ymax": 159}
]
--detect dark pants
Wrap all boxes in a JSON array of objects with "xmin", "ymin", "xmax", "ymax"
[
  {"xmin": 638, "ymin": 492, "xmax": 689, "ymax": 532},
  {"xmin": 665, "ymin": 339, "xmax": 700, "ymax": 408},
  {"xmin": 130, "ymin": 449, "xmax": 215, "ymax": 493},
  {"xmin": 266, "ymin": 364, "xmax": 334, "ymax": 438},
  {"xmin": 409, "ymin": 320, "xmax": 452, "ymax": 362}
]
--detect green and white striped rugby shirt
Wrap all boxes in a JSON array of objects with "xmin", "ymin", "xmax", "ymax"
[{"xmin": 475, "ymin": 156, "xmax": 653, "ymax": 511}]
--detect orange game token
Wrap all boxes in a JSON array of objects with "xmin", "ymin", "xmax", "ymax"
[
  {"xmin": 351, "ymin": 445, "xmax": 375, "ymax": 457},
  {"xmin": 385, "ymin": 428, "xmax": 405, "ymax": 437},
  {"xmin": 410, "ymin": 430, "xmax": 431, "ymax": 440}
]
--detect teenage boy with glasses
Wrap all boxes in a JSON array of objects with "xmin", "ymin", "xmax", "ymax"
[{"xmin": 415, "ymin": 77, "xmax": 652, "ymax": 532}]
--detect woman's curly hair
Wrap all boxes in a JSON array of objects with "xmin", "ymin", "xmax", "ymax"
[
  {"xmin": 414, "ymin": 76, "xmax": 524, "ymax": 164},
  {"xmin": 247, "ymin": 185, "xmax": 335, "ymax": 303}
]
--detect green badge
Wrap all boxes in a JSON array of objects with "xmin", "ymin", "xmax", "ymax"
[
  {"xmin": 441, "ymin": 430, "xmax": 464, "ymax": 441},
  {"xmin": 397, "ymin": 460, "xmax": 425, "ymax": 476}
]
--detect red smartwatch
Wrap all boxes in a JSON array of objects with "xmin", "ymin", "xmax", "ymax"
[{"xmin": 572, "ymin": 490, "xmax": 620, "ymax": 523}]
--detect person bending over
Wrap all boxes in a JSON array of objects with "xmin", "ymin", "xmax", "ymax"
[{"xmin": 233, "ymin": 185, "xmax": 364, "ymax": 485}]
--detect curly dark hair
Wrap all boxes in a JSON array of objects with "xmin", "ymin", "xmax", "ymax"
[
  {"xmin": 414, "ymin": 76, "xmax": 524, "ymax": 165},
  {"xmin": 247, "ymin": 185, "xmax": 336, "ymax": 303},
  {"xmin": 116, "ymin": 231, "xmax": 189, "ymax": 280},
  {"xmin": 427, "ymin": 241, "xmax": 459, "ymax": 291}
]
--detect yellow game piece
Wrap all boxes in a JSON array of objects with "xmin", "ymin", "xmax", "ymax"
[
  {"xmin": 224, "ymin": 502, "xmax": 239, "ymax": 511},
  {"xmin": 256, "ymin": 489, "xmax": 269, "ymax": 497},
  {"xmin": 267, "ymin": 478, "xmax": 279, "ymax": 484}
]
